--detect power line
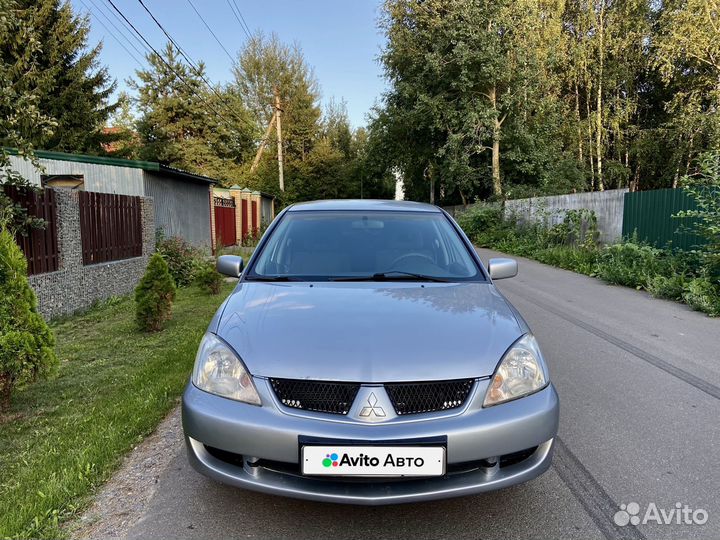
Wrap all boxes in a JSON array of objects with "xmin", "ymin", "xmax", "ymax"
[
  {"xmin": 225, "ymin": 0, "xmax": 252, "ymax": 40},
  {"xmin": 86, "ymin": 0, "xmax": 148, "ymax": 59},
  {"xmin": 98, "ymin": 0, "xmax": 153, "ymax": 56},
  {"xmin": 104, "ymin": 0, "xmax": 252, "ymax": 137},
  {"xmin": 78, "ymin": 0, "xmax": 145, "ymax": 67},
  {"xmin": 135, "ymin": 0, "xmax": 257, "ymax": 134},
  {"xmin": 232, "ymin": 0, "xmax": 253, "ymax": 38},
  {"xmin": 185, "ymin": 0, "xmax": 235, "ymax": 63}
]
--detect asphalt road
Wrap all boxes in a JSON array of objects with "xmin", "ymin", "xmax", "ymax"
[{"xmin": 116, "ymin": 249, "xmax": 719, "ymax": 540}]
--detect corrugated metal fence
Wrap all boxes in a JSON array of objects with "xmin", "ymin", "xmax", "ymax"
[{"xmin": 621, "ymin": 189, "xmax": 705, "ymax": 250}]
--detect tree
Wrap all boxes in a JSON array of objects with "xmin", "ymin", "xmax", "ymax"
[
  {"xmin": 2, "ymin": 0, "xmax": 118, "ymax": 154},
  {"xmin": 135, "ymin": 253, "xmax": 176, "ymax": 332},
  {"xmin": 654, "ymin": 0, "xmax": 720, "ymax": 185},
  {"xmin": 375, "ymin": 0, "xmax": 568, "ymax": 202},
  {"xmin": 0, "ymin": 0, "xmax": 56, "ymax": 228},
  {"xmin": 0, "ymin": 224, "xmax": 58, "ymax": 412},
  {"xmin": 233, "ymin": 32, "xmax": 322, "ymax": 200},
  {"xmin": 132, "ymin": 43, "xmax": 255, "ymax": 180}
]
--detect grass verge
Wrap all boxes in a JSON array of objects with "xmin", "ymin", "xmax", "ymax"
[{"xmin": 0, "ymin": 282, "xmax": 234, "ymax": 539}]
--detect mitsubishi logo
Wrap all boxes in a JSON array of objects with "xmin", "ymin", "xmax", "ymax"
[{"xmin": 359, "ymin": 392, "xmax": 386, "ymax": 418}]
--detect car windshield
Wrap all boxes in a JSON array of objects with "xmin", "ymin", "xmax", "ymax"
[{"xmin": 248, "ymin": 210, "xmax": 483, "ymax": 281}]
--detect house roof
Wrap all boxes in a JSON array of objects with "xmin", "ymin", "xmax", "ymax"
[{"xmin": 5, "ymin": 148, "xmax": 217, "ymax": 185}]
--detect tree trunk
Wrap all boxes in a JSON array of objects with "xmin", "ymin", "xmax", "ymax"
[
  {"xmin": 585, "ymin": 78, "xmax": 595, "ymax": 190},
  {"xmin": 630, "ymin": 164, "xmax": 640, "ymax": 192},
  {"xmin": 575, "ymin": 81, "xmax": 583, "ymax": 163},
  {"xmin": 425, "ymin": 164, "xmax": 435, "ymax": 205},
  {"xmin": 595, "ymin": 2, "xmax": 605, "ymax": 192},
  {"xmin": 489, "ymin": 85, "xmax": 502, "ymax": 197}
]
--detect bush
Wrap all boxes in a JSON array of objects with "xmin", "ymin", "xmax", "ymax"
[
  {"xmin": 195, "ymin": 260, "xmax": 223, "ymax": 295},
  {"xmin": 455, "ymin": 203, "xmax": 508, "ymax": 247},
  {"xmin": 682, "ymin": 279, "xmax": 720, "ymax": 316},
  {"xmin": 534, "ymin": 246, "xmax": 599, "ymax": 275},
  {"xmin": 156, "ymin": 234, "xmax": 202, "ymax": 287},
  {"xmin": 595, "ymin": 242, "xmax": 661, "ymax": 288},
  {"xmin": 0, "ymin": 226, "xmax": 57, "ymax": 412},
  {"xmin": 646, "ymin": 274, "xmax": 688, "ymax": 301},
  {"xmin": 135, "ymin": 253, "xmax": 176, "ymax": 332}
]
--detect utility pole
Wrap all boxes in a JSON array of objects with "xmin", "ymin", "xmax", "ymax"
[
  {"xmin": 250, "ymin": 110, "xmax": 277, "ymax": 173},
  {"xmin": 274, "ymin": 88, "xmax": 285, "ymax": 192}
]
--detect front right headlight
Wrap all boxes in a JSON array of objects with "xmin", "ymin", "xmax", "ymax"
[
  {"xmin": 483, "ymin": 334, "xmax": 548, "ymax": 407},
  {"xmin": 192, "ymin": 333, "xmax": 261, "ymax": 405}
]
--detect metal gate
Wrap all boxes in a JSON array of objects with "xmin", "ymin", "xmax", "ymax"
[{"xmin": 214, "ymin": 197, "xmax": 237, "ymax": 247}]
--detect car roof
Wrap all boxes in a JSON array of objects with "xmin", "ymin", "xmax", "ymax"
[{"xmin": 287, "ymin": 199, "xmax": 441, "ymax": 213}]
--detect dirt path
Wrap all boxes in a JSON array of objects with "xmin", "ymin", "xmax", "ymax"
[{"xmin": 69, "ymin": 407, "xmax": 184, "ymax": 540}]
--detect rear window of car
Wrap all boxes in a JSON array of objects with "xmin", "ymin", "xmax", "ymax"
[{"xmin": 247, "ymin": 210, "xmax": 484, "ymax": 281}]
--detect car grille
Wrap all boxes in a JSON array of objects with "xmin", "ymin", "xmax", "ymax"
[
  {"xmin": 269, "ymin": 378, "xmax": 475, "ymax": 416},
  {"xmin": 269, "ymin": 378, "xmax": 360, "ymax": 415},
  {"xmin": 385, "ymin": 379, "xmax": 475, "ymax": 415}
]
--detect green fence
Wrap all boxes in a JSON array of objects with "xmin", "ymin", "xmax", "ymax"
[{"xmin": 622, "ymin": 188, "xmax": 705, "ymax": 250}]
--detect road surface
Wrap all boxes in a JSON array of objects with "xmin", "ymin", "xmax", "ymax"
[{"xmin": 84, "ymin": 249, "xmax": 720, "ymax": 539}]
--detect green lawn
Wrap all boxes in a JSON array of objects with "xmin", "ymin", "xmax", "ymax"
[{"xmin": 0, "ymin": 283, "xmax": 235, "ymax": 539}]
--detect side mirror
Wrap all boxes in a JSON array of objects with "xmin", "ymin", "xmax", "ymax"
[
  {"xmin": 488, "ymin": 258, "xmax": 518, "ymax": 280},
  {"xmin": 217, "ymin": 255, "xmax": 244, "ymax": 278}
]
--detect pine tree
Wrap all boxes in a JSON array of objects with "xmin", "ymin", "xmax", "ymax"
[
  {"xmin": 132, "ymin": 43, "xmax": 255, "ymax": 179},
  {"xmin": 0, "ymin": 224, "xmax": 58, "ymax": 412},
  {"xmin": 135, "ymin": 253, "xmax": 176, "ymax": 332},
  {"xmin": 0, "ymin": 0, "xmax": 56, "ymax": 227},
  {"xmin": 2, "ymin": 0, "xmax": 118, "ymax": 154}
]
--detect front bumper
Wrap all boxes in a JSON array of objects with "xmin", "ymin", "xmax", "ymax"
[{"xmin": 182, "ymin": 379, "xmax": 559, "ymax": 505}]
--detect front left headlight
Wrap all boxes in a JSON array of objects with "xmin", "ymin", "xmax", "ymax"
[
  {"xmin": 483, "ymin": 334, "xmax": 548, "ymax": 407},
  {"xmin": 192, "ymin": 333, "xmax": 261, "ymax": 405}
]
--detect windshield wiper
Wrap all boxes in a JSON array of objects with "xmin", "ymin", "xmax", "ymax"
[
  {"xmin": 244, "ymin": 275, "xmax": 305, "ymax": 282},
  {"xmin": 330, "ymin": 271, "xmax": 451, "ymax": 283}
]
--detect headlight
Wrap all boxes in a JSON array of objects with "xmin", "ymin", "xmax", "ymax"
[
  {"xmin": 192, "ymin": 333, "xmax": 261, "ymax": 405},
  {"xmin": 483, "ymin": 334, "xmax": 548, "ymax": 407}
]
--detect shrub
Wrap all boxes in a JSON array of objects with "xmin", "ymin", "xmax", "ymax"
[
  {"xmin": 135, "ymin": 253, "xmax": 176, "ymax": 332},
  {"xmin": 156, "ymin": 234, "xmax": 202, "ymax": 287},
  {"xmin": 534, "ymin": 246, "xmax": 599, "ymax": 275},
  {"xmin": 0, "ymin": 225, "xmax": 57, "ymax": 412},
  {"xmin": 595, "ymin": 242, "xmax": 660, "ymax": 288},
  {"xmin": 682, "ymin": 279, "xmax": 720, "ymax": 317},
  {"xmin": 646, "ymin": 274, "xmax": 688, "ymax": 301},
  {"xmin": 195, "ymin": 260, "xmax": 223, "ymax": 295},
  {"xmin": 455, "ymin": 203, "xmax": 508, "ymax": 247}
]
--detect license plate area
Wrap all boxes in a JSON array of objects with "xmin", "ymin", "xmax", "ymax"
[{"xmin": 299, "ymin": 436, "xmax": 446, "ymax": 477}]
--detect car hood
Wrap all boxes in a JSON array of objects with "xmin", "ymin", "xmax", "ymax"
[{"xmin": 216, "ymin": 282, "xmax": 523, "ymax": 382}]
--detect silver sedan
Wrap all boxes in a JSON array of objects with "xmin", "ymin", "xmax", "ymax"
[{"xmin": 182, "ymin": 200, "xmax": 559, "ymax": 505}]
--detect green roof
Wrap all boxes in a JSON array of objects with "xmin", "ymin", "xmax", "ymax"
[{"xmin": 4, "ymin": 147, "xmax": 217, "ymax": 184}]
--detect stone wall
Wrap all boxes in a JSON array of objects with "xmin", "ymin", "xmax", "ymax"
[{"xmin": 29, "ymin": 189, "xmax": 155, "ymax": 319}]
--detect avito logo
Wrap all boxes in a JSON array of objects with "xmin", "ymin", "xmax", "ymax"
[
  {"xmin": 322, "ymin": 453, "xmax": 340, "ymax": 467},
  {"xmin": 322, "ymin": 452, "xmax": 426, "ymax": 468}
]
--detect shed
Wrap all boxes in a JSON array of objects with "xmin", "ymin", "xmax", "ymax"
[{"xmin": 8, "ymin": 149, "xmax": 217, "ymax": 250}]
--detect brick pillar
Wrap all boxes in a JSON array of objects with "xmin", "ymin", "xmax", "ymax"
[
  {"xmin": 209, "ymin": 187, "xmax": 217, "ymax": 252},
  {"xmin": 229, "ymin": 188, "xmax": 243, "ymax": 245}
]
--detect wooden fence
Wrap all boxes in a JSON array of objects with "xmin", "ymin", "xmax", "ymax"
[
  {"xmin": 4, "ymin": 186, "xmax": 59, "ymax": 275},
  {"xmin": 79, "ymin": 191, "xmax": 142, "ymax": 265}
]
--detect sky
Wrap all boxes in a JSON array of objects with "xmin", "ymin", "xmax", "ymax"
[{"xmin": 71, "ymin": 0, "xmax": 388, "ymax": 128}]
